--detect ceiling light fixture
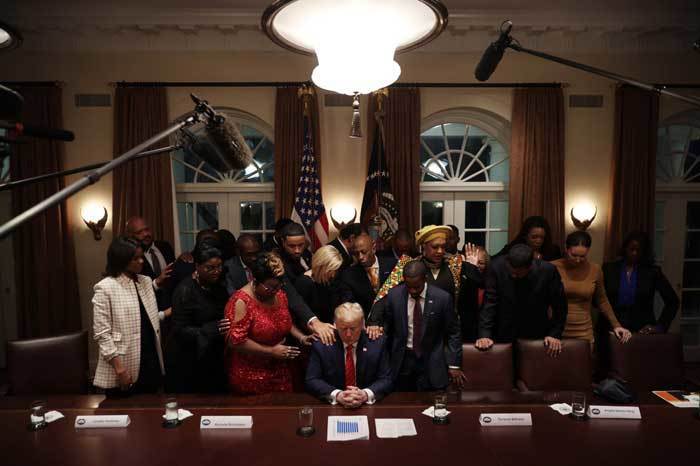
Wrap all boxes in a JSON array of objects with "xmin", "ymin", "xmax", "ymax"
[{"xmin": 262, "ymin": 0, "xmax": 448, "ymax": 96}]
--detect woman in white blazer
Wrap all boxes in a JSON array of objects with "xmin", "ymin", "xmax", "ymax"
[{"xmin": 93, "ymin": 237, "xmax": 165, "ymax": 395}]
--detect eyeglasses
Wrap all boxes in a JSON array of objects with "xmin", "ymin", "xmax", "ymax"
[{"xmin": 257, "ymin": 281, "xmax": 282, "ymax": 293}]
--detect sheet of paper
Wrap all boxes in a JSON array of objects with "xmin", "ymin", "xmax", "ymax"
[
  {"xmin": 44, "ymin": 411, "xmax": 65, "ymax": 423},
  {"xmin": 374, "ymin": 419, "xmax": 417, "ymax": 438},
  {"xmin": 421, "ymin": 406, "xmax": 451, "ymax": 418},
  {"xmin": 162, "ymin": 409, "xmax": 194, "ymax": 421},
  {"xmin": 327, "ymin": 416, "xmax": 370, "ymax": 441},
  {"xmin": 549, "ymin": 403, "xmax": 573, "ymax": 415}
]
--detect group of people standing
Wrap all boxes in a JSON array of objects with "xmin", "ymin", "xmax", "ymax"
[{"xmin": 91, "ymin": 214, "xmax": 679, "ymax": 406}]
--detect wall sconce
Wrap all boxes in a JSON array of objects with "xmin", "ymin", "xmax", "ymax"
[
  {"xmin": 329, "ymin": 205, "xmax": 357, "ymax": 230},
  {"xmin": 571, "ymin": 204, "xmax": 597, "ymax": 231},
  {"xmin": 81, "ymin": 204, "xmax": 108, "ymax": 240}
]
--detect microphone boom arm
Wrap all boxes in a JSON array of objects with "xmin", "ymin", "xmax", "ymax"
[
  {"xmin": 0, "ymin": 116, "xmax": 198, "ymax": 239},
  {"xmin": 507, "ymin": 41, "xmax": 700, "ymax": 107}
]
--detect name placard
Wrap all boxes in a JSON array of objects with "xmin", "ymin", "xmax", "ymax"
[
  {"xmin": 588, "ymin": 406, "xmax": 641, "ymax": 420},
  {"xmin": 479, "ymin": 413, "xmax": 532, "ymax": 426},
  {"xmin": 74, "ymin": 415, "xmax": 130, "ymax": 429},
  {"xmin": 200, "ymin": 416, "xmax": 253, "ymax": 429}
]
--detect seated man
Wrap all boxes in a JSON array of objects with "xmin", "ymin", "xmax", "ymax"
[
  {"xmin": 476, "ymin": 244, "xmax": 568, "ymax": 357},
  {"xmin": 305, "ymin": 302, "xmax": 393, "ymax": 407},
  {"xmin": 368, "ymin": 260, "xmax": 465, "ymax": 391}
]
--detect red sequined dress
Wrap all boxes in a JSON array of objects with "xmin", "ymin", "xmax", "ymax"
[{"xmin": 225, "ymin": 289, "xmax": 293, "ymax": 394}]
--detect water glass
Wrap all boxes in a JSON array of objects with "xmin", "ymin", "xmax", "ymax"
[
  {"xmin": 571, "ymin": 392, "xmax": 587, "ymax": 420},
  {"xmin": 297, "ymin": 406, "xmax": 315, "ymax": 437},
  {"xmin": 163, "ymin": 398, "xmax": 180, "ymax": 428},
  {"xmin": 29, "ymin": 400, "xmax": 47, "ymax": 430},
  {"xmin": 433, "ymin": 394, "xmax": 449, "ymax": 425}
]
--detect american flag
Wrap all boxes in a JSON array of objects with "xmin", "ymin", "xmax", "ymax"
[{"xmin": 291, "ymin": 118, "xmax": 329, "ymax": 251}]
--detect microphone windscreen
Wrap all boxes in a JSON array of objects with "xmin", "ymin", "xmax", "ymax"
[
  {"xmin": 206, "ymin": 116, "xmax": 254, "ymax": 171},
  {"xmin": 474, "ymin": 42, "xmax": 506, "ymax": 82}
]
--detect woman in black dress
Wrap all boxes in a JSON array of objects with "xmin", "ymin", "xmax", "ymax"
[
  {"xmin": 166, "ymin": 243, "xmax": 230, "ymax": 393},
  {"xmin": 294, "ymin": 245, "xmax": 343, "ymax": 324}
]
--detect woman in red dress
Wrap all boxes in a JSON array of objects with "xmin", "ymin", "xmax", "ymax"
[{"xmin": 225, "ymin": 252, "xmax": 314, "ymax": 394}]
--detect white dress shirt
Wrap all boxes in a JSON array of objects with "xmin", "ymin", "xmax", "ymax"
[
  {"xmin": 406, "ymin": 283, "xmax": 427, "ymax": 350},
  {"xmin": 329, "ymin": 341, "xmax": 376, "ymax": 405},
  {"xmin": 144, "ymin": 244, "xmax": 167, "ymax": 274}
]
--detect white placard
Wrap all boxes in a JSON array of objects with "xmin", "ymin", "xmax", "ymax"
[
  {"xmin": 479, "ymin": 413, "xmax": 532, "ymax": 426},
  {"xmin": 74, "ymin": 415, "xmax": 130, "ymax": 429},
  {"xmin": 199, "ymin": 416, "xmax": 253, "ymax": 429},
  {"xmin": 587, "ymin": 406, "xmax": 641, "ymax": 419}
]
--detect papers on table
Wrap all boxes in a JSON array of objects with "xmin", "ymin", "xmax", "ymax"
[
  {"xmin": 421, "ymin": 406, "xmax": 451, "ymax": 418},
  {"xmin": 327, "ymin": 416, "xmax": 370, "ymax": 441},
  {"xmin": 549, "ymin": 403, "xmax": 573, "ymax": 416},
  {"xmin": 374, "ymin": 419, "xmax": 417, "ymax": 438},
  {"xmin": 653, "ymin": 390, "xmax": 700, "ymax": 408},
  {"xmin": 161, "ymin": 409, "xmax": 194, "ymax": 422},
  {"xmin": 45, "ymin": 411, "xmax": 65, "ymax": 423}
]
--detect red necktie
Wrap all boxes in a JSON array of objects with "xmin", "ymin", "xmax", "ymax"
[
  {"xmin": 413, "ymin": 296, "xmax": 423, "ymax": 357},
  {"xmin": 345, "ymin": 345, "xmax": 356, "ymax": 388},
  {"xmin": 478, "ymin": 288, "xmax": 485, "ymax": 307}
]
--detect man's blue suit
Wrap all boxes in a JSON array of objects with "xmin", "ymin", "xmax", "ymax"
[{"xmin": 305, "ymin": 331, "xmax": 393, "ymax": 402}]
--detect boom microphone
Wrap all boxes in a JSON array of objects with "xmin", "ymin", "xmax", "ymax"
[
  {"xmin": 183, "ymin": 94, "xmax": 253, "ymax": 172},
  {"xmin": 0, "ymin": 121, "xmax": 75, "ymax": 142},
  {"xmin": 474, "ymin": 21, "xmax": 514, "ymax": 82}
]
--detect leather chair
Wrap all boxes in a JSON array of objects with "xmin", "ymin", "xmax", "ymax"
[
  {"xmin": 461, "ymin": 343, "xmax": 514, "ymax": 390},
  {"xmin": 515, "ymin": 339, "xmax": 591, "ymax": 391},
  {"xmin": 608, "ymin": 332, "xmax": 685, "ymax": 390},
  {"xmin": 7, "ymin": 330, "xmax": 89, "ymax": 395}
]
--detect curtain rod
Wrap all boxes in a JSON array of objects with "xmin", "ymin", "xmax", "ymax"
[{"xmin": 110, "ymin": 81, "xmax": 565, "ymax": 89}]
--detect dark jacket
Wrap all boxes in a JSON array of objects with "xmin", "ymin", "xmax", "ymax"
[
  {"xmin": 368, "ymin": 283, "xmax": 462, "ymax": 390},
  {"xmin": 305, "ymin": 332, "xmax": 393, "ymax": 402},
  {"xmin": 478, "ymin": 256, "xmax": 568, "ymax": 342},
  {"xmin": 277, "ymin": 248, "xmax": 313, "ymax": 285},
  {"xmin": 224, "ymin": 256, "xmax": 249, "ymax": 295},
  {"xmin": 337, "ymin": 256, "xmax": 395, "ymax": 317},
  {"xmin": 141, "ymin": 240, "xmax": 176, "ymax": 310},
  {"xmin": 294, "ymin": 275, "xmax": 342, "ymax": 323},
  {"xmin": 602, "ymin": 260, "xmax": 679, "ymax": 332},
  {"xmin": 328, "ymin": 237, "xmax": 353, "ymax": 269},
  {"xmin": 457, "ymin": 262, "xmax": 485, "ymax": 342}
]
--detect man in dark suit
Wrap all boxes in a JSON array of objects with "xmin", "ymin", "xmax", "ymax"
[
  {"xmin": 328, "ymin": 223, "xmax": 364, "ymax": 269},
  {"xmin": 476, "ymin": 244, "xmax": 568, "ymax": 357},
  {"xmin": 337, "ymin": 233, "xmax": 395, "ymax": 318},
  {"xmin": 368, "ymin": 260, "xmax": 465, "ymax": 391},
  {"xmin": 378, "ymin": 228, "xmax": 415, "ymax": 261},
  {"xmin": 306, "ymin": 302, "xmax": 393, "ymax": 406},
  {"xmin": 126, "ymin": 216, "xmax": 175, "ymax": 311},
  {"xmin": 275, "ymin": 222, "xmax": 312, "ymax": 284},
  {"xmin": 263, "ymin": 218, "xmax": 293, "ymax": 252},
  {"xmin": 224, "ymin": 233, "xmax": 261, "ymax": 294}
]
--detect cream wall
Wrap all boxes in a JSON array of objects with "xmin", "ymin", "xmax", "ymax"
[{"xmin": 1, "ymin": 48, "xmax": 699, "ymax": 361}]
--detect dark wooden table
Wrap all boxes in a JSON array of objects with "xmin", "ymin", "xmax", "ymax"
[{"xmin": 0, "ymin": 392, "xmax": 697, "ymax": 466}]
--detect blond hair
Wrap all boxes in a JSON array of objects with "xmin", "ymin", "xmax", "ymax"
[
  {"xmin": 311, "ymin": 245, "xmax": 343, "ymax": 285},
  {"xmin": 334, "ymin": 302, "xmax": 365, "ymax": 323}
]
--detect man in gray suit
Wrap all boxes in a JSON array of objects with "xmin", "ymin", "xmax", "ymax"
[
  {"xmin": 368, "ymin": 260, "xmax": 466, "ymax": 391},
  {"xmin": 224, "ymin": 234, "xmax": 261, "ymax": 294}
]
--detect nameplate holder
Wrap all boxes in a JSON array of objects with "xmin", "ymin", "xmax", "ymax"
[
  {"xmin": 74, "ymin": 415, "xmax": 130, "ymax": 429},
  {"xmin": 479, "ymin": 413, "xmax": 532, "ymax": 426},
  {"xmin": 588, "ymin": 406, "xmax": 641, "ymax": 420},
  {"xmin": 200, "ymin": 416, "xmax": 253, "ymax": 429}
]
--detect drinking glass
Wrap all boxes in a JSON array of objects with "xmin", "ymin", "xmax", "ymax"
[
  {"xmin": 163, "ymin": 398, "xmax": 180, "ymax": 428},
  {"xmin": 29, "ymin": 400, "xmax": 47, "ymax": 430},
  {"xmin": 297, "ymin": 406, "xmax": 315, "ymax": 437},
  {"xmin": 571, "ymin": 392, "xmax": 587, "ymax": 420},
  {"xmin": 433, "ymin": 394, "xmax": 449, "ymax": 425}
]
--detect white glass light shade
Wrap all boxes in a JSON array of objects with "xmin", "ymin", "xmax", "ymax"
[
  {"xmin": 572, "ymin": 203, "xmax": 596, "ymax": 223},
  {"xmin": 81, "ymin": 203, "xmax": 107, "ymax": 224},
  {"xmin": 331, "ymin": 205, "xmax": 357, "ymax": 224},
  {"xmin": 263, "ymin": 0, "xmax": 447, "ymax": 95}
]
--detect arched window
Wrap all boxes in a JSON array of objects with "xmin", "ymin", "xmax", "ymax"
[
  {"xmin": 420, "ymin": 108, "xmax": 510, "ymax": 255},
  {"xmin": 171, "ymin": 108, "xmax": 275, "ymax": 251},
  {"xmin": 655, "ymin": 110, "xmax": 700, "ymax": 358}
]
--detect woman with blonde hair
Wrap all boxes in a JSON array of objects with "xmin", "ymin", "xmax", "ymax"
[{"xmin": 295, "ymin": 245, "xmax": 344, "ymax": 323}]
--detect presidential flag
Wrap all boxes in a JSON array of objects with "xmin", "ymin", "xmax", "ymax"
[
  {"xmin": 290, "ymin": 118, "xmax": 329, "ymax": 251},
  {"xmin": 360, "ymin": 120, "xmax": 399, "ymax": 244}
]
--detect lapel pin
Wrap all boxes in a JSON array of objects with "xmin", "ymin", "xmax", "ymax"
[
  {"xmin": 428, "ymin": 300, "xmax": 433, "ymax": 304},
  {"xmin": 363, "ymin": 347, "xmax": 367, "ymax": 352}
]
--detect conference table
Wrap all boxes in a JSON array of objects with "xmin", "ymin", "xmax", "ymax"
[{"xmin": 0, "ymin": 391, "xmax": 697, "ymax": 466}]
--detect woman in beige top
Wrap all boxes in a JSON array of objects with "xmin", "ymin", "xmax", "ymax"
[{"xmin": 552, "ymin": 231, "xmax": 631, "ymax": 346}]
